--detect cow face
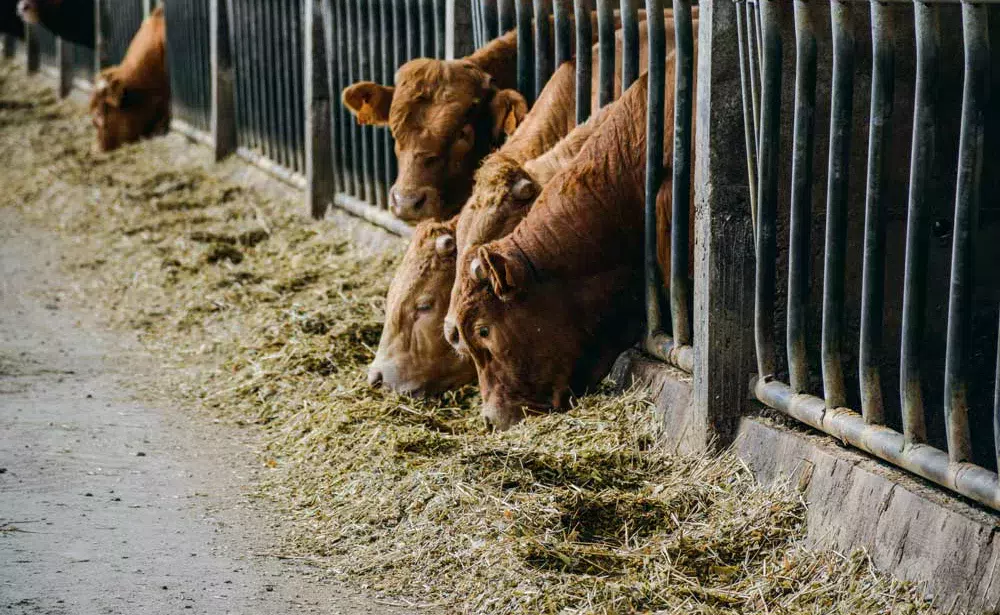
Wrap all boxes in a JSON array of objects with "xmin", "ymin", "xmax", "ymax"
[
  {"xmin": 368, "ymin": 218, "xmax": 476, "ymax": 396},
  {"xmin": 442, "ymin": 154, "xmax": 540, "ymax": 350},
  {"xmin": 452, "ymin": 243, "xmax": 643, "ymax": 430},
  {"xmin": 342, "ymin": 59, "xmax": 526, "ymax": 222},
  {"xmin": 89, "ymin": 70, "xmax": 168, "ymax": 152}
]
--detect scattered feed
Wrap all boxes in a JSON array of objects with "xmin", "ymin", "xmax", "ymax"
[{"xmin": 0, "ymin": 60, "xmax": 935, "ymax": 614}]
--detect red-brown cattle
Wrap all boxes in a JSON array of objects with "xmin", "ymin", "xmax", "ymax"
[
  {"xmin": 367, "ymin": 217, "xmax": 476, "ymax": 395},
  {"xmin": 16, "ymin": 0, "xmax": 94, "ymax": 48},
  {"xmin": 88, "ymin": 6, "xmax": 168, "ymax": 152},
  {"xmin": 452, "ymin": 61, "xmax": 695, "ymax": 430}
]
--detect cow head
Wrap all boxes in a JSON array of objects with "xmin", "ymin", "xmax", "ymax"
[
  {"xmin": 89, "ymin": 69, "xmax": 169, "ymax": 152},
  {"xmin": 367, "ymin": 218, "xmax": 476, "ymax": 396},
  {"xmin": 342, "ymin": 59, "xmax": 527, "ymax": 222},
  {"xmin": 452, "ymin": 242, "xmax": 643, "ymax": 430},
  {"xmin": 442, "ymin": 154, "xmax": 540, "ymax": 352}
]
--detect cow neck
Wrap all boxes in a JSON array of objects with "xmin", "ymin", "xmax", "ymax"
[
  {"xmin": 466, "ymin": 30, "xmax": 519, "ymax": 92},
  {"xmin": 504, "ymin": 80, "xmax": 649, "ymax": 283},
  {"xmin": 500, "ymin": 63, "xmax": 576, "ymax": 164}
]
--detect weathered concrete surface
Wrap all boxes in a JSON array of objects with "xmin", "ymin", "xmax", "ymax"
[
  {"xmin": 615, "ymin": 351, "xmax": 1000, "ymax": 614},
  {"xmin": 0, "ymin": 209, "xmax": 414, "ymax": 614}
]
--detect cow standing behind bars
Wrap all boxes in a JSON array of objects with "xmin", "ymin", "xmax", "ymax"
[
  {"xmin": 89, "ymin": 6, "xmax": 168, "ymax": 152},
  {"xmin": 365, "ymin": 13, "xmax": 692, "ymax": 396},
  {"xmin": 452, "ymin": 49, "xmax": 697, "ymax": 430}
]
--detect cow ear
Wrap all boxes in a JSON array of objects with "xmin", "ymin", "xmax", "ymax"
[
  {"xmin": 489, "ymin": 89, "xmax": 527, "ymax": 139},
  {"xmin": 342, "ymin": 81, "xmax": 394, "ymax": 126},
  {"xmin": 476, "ymin": 245, "xmax": 528, "ymax": 300}
]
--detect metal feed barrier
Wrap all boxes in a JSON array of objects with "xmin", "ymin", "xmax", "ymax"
[
  {"xmin": 740, "ymin": 0, "xmax": 1000, "ymax": 512},
  {"xmin": 165, "ymin": 0, "xmax": 213, "ymax": 138}
]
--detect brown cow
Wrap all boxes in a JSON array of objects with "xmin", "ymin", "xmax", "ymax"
[
  {"xmin": 16, "ymin": 0, "xmax": 94, "ymax": 48},
  {"xmin": 367, "ymin": 217, "xmax": 476, "ymax": 395},
  {"xmin": 452, "ymin": 64, "xmax": 691, "ymax": 430},
  {"xmin": 88, "ymin": 6, "xmax": 168, "ymax": 153},
  {"xmin": 342, "ymin": 31, "xmax": 527, "ymax": 222},
  {"xmin": 443, "ymin": 15, "xmax": 693, "ymax": 350}
]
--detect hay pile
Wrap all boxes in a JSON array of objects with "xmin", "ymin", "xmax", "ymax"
[{"xmin": 0, "ymin": 59, "xmax": 935, "ymax": 614}]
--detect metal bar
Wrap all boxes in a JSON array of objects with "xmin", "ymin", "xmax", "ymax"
[
  {"xmin": 669, "ymin": 0, "xmax": 694, "ymax": 347},
  {"xmin": 421, "ymin": 0, "xmax": 435, "ymax": 56},
  {"xmin": 643, "ymin": 0, "xmax": 666, "ymax": 347},
  {"xmin": 2, "ymin": 34, "xmax": 15, "ymax": 59},
  {"xmin": 337, "ymin": 0, "xmax": 359, "ymax": 196},
  {"xmin": 248, "ymin": 0, "xmax": 264, "ymax": 153},
  {"xmin": 228, "ymin": 0, "xmax": 246, "ymax": 149},
  {"xmin": 26, "ymin": 24, "xmax": 40, "ymax": 74},
  {"xmin": 334, "ymin": 193, "xmax": 414, "ymax": 237},
  {"xmin": 359, "ymin": 0, "xmax": 376, "ymax": 199},
  {"xmin": 900, "ymin": 1, "xmax": 939, "ymax": 445},
  {"xmin": 553, "ymin": 0, "xmax": 571, "ymax": 67},
  {"xmin": 745, "ymin": 2, "xmax": 761, "ymax": 167},
  {"xmin": 574, "ymin": 0, "xmax": 592, "ymax": 124},
  {"xmin": 734, "ymin": 1, "xmax": 757, "ymax": 236},
  {"xmin": 944, "ymin": 2, "xmax": 989, "ymax": 464},
  {"xmin": 408, "ymin": 0, "xmax": 421, "ymax": 58},
  {"xmin": 754, "ymin": 0, "xmax": 781, "ymax": 379},
  {"xmin": 371, "ymin": 0, "xmax": 387, "ymax": 207},
  {"xmin": 322, "ymin": 0, "xmax": 342, "ymax": 193},
  {"xmin": 482, "ymin": 0, "xmax": 498, "ymax": 44},
  {"xmin": 860, "ymin": 0, "xmax": 893, "ymax": 424},
  {"xmin": 472, "ymin": 0, "xmax": 481, "ymax": 48},
  {"xmin": 821, "ymin": 0, "xmax": 855, "ymax": 409},
  {"xmin": 381, "ymin": 0, "xmax": 395, "ymax": 204},
  {"xmin": 346, "ymin": 0, "xmax": 363, "ymax": 195},
  {"xmin": 434, "ymin": 0, "xmax": 446, "ymax": 55},
  {"xmin": 263, "ymin": 2, "xmax": 278, "ymax": 164},
  {"xmin": 499, "ymin": 0, "xmax": 515, "ymax": 35},
  {"xmin": 294, "ymin": 0, "xmax": 308, "ymax": 174},
  {"xmin": 516, "ymin": 0, "xmax": 533, "ymax": 102},
  {"xmin": 268, "ymin": 2, "xmax": 284, "ymax": 168},
  {"xmin": 533, "ymin": 0, "xmax": 553, "ymax": 98},
  {"xmin": 620, "ymin": 0, "xmax": 639, "ymax": 90},
  {"xmin": 211, "ymin": 0, "xmax": 237, "ymax": 160},
  {"xmin": 755, "ymin": 379, "xmax": 1000, "ymax": 512},
  {"xmin": 786, "ymin": 0, "xmax": 818, "ymax": 394},
  {"xmin": 282, "ymin": 1, "xmax": 297, "ymax": 170},
  {"xmin": 596, "ymin": 0, "xmax": 614, "ymax": 106},
  {"xmin": 350, "ymin": 0, "xmax": 368, "ymax": 197}
]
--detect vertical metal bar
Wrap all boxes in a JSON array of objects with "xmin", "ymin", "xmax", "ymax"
[
  {"xmin": 516, "ymin": 0, "xmax": 533, "ymax": 102},
  {"xmin": 371, "ymin": 0, "xmax": 387, "ymax": 206},
  {"xmin": 248, "ymin": 0, "xmax": 264, "ymax": 153},
  {"xmin": 860, "ymin": 1, "xmax": 893, "ymax": 424},
  {"xmin": 498, "ymin": 0, "xmax": 515, "ymax": 35},
  {"xmin": 359, "ymin": 0, "xmax": 376, "ymax": 198},
  {"xmin": 2, "ymin": 34, "xmax": 15, "ymax": 59},
  {"xmin": 533, "ymin": 0, "xmax": 552, "ymax": 98},
  {"xmin": 944, "ymin": 3, "xmax": 989, "ymax": 464},
  {"xmin": 262, "ymin": 2, "xmax": 277, "ymax": 164},
  {"xmin": 596, "ymin": 0, "xmax": 614, "ymax": 106},
  {"xmin": 644, "ymin": 0, "xmax": 666, "ymax": 343},
  {"xmin": 471, "ymin": 0, "xmax": 481, "ymax": 48},
  {"xmin": 755, "ymin": 0, "xmax": 781, "ymax": 379},
  {"xmin": 281, "ymin": 1, "xmax": 297, "ymax": 169},
  {"xmin": 345, "ymin": 0, "xmax": 363, "ymax": 194},
  {"xmin": 620, "ymin": 0, "xmax": 639, "ymax": 90},
  {"xmin": 482, "ymin": 0, "xmax": 498, "ymax": 44},
  {"xmin": 553, "ymin": 0, "xmax": 571, "ymax": 67},
  {"xmin": 574, "ymin": 0, "xmax": 592, "ymax": 124},
  {"xmin": 26, "ymin": 24, "xmax": 40, "ymax": 74},
  {"xmin": 735, "ymin": 4, "xmax": 758, "ymax": 239},
  {"xmin": 821, "ymin": 0, "xmax": 855, "ymax": 410},
  {"xmin": 421, "ymin": 0, "xmax": 435, "ymax": 56},
  {"xmin": 323, "ymin": 0, "xmax": 342, "ymax": 192},
  {"xmin": 228, "ymin": 0, "xmax": 245, "ymax": 149},
  {"xmin": 212, "ymin": 0, "xmax": 237, "ymax": 160},
  {"xmin": 270, "ymin": 2, "xmax": 285, "ymax": 168},
  {"xmin": 381, "ymin": 0, "xmax": 395, "ymax": 203},
  {"xmin": 900, "ymin": 1, "xmax": 939, "ymax": 445},
  {"xmin": 296, "ymin": 0, "xmax": 309, "ymax": 173},
  {"xmin": 340, "ymin": 0, "xmax": 360, "ymax": 195},
  {"xmin": 669, "ymin": 0, "xmax": 694, "ymax": 347},
  {"xmin": 408, "ymin": 0, "xmax": 422, "ymax": 57},
  {"xmin": 434, "ymin": 0, "xmax": 446, "ymax": 56},
  {"xmin": 745, "ymin": 1, "xmax": 761, "ymax": 164}
]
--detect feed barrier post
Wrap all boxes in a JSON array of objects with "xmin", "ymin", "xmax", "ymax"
[
  {"xmin": 57, "ymin": 38, "xmax": 72, "ymax": 97},
  {"xmin": 211, "ymin": 0, "xmax": 237, "ymax": 161},
  {"xmin": 305, "ymin": 0, "xmax": 337, "ymax": 218}
]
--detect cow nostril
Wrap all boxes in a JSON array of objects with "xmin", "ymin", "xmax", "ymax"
[
  {"xmin": 412, "ymin": 194, "xmax": 426, "ymax": 211},
  {"xmin": 368, "ymin": 370, "xmax": 383, "ymax": 388}
]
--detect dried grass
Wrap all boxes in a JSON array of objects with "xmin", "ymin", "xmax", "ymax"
[{"xmin": 0, "ymin": 59, "xmax": 935, "ymax": 614}]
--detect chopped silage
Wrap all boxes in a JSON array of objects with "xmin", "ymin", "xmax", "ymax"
[{"xmin": 0, "ymin": 60, "xmax": 935, "ymax": 614}]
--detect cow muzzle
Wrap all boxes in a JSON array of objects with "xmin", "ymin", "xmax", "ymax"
[
  {"xmin": 442, "ymin": 316, "xmax": 466, "ymax": 354},
  {"xmin": 389, "ymin": 186, "xmax": 439, "ymax": 221}
]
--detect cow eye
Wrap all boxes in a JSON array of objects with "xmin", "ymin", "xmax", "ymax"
[
  {"xmin": 415, "ymin": 298, "xmax": 433, "ymax": 312},
  {"xmin": 477, "ymin": 325, "xmax": 490, "ymax": 338}
]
